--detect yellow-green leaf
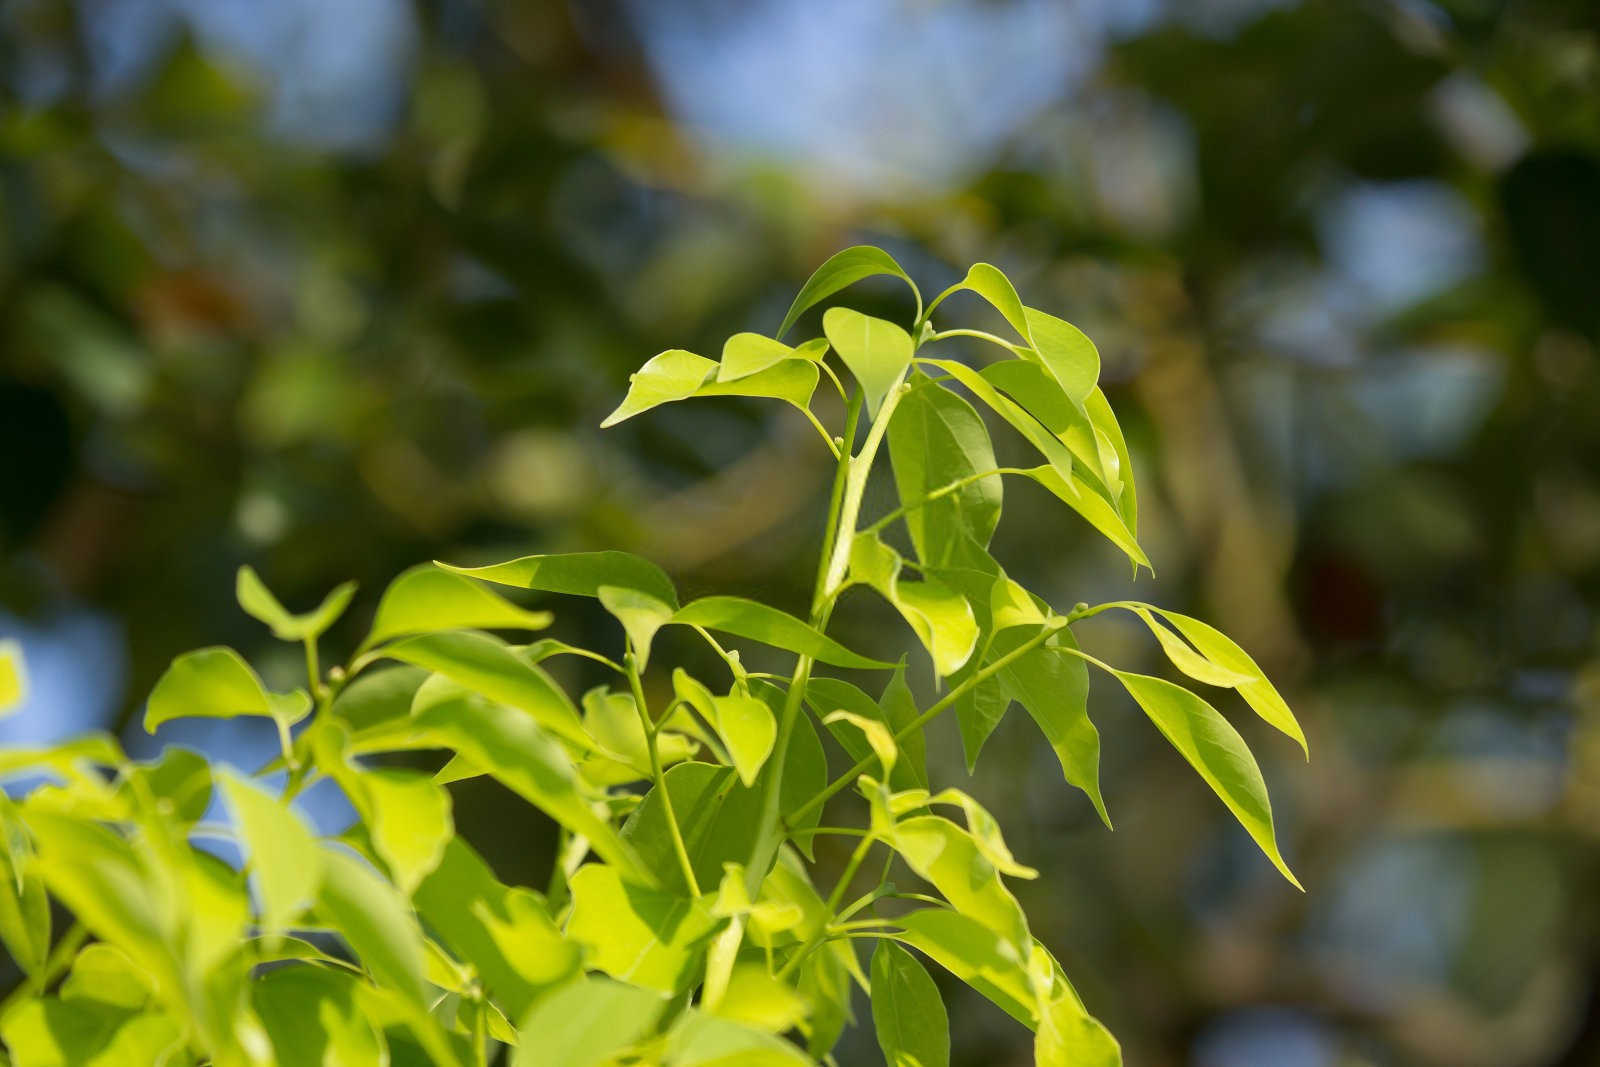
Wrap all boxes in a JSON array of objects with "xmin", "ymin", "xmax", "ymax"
[
  {"xmin": 362, "ymin": 563, "xmax": 552, "ymax": 649},
  {"xmin": 776, "ymin": 245, "xmax": 920, "ymax": 340},
  {"xmin": 823, "ymin": 307, "xmax": 912, "ymax": 417},
  {"xmin": 218, "ymin": 770, "xmax": 322, "ymax": 936},
  {"xmin": 143, "ymin": 647, "xmax": 310, "ymax": 734}
]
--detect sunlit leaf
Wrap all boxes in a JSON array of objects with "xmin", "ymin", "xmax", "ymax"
[
  {"xmin": 143, "ymin": 647, "xmax": 310, "ymax": 734},
  {"xmin": 510, "ymin": 976, "xmax": 666, "ymax": 1067},
  {"xmin": 440, "ymin": 550, "xmax": 679, "ymax": 609},
  {"xmin": 848, "ymin": 532, "xmax": 979, "ymax": 677},
  {"xmin": 880, "ymin": 813, "xmax": 1029, "ymax": 951},
  {"xmin": 254, "ymin": 965, "xmax": 389, "ymax": 1067},
  {"xmin": 1021, "ymin": 466, "xmax": 1150, "ymax": 572},
  {"xmin": 893, "ymin": 909, "xmax": 1036, "ymax": 1027},
  {"xmin": 362, "ymin": 563, "xmax": 552, "ymax": 649},
  {"xmin": 602, "ymin": 348, "xmax": 718, "ymax": 427},
  {"xmin": 1140, "ymin": 607, "xmax": 1308, "ymax": 757},
  {"xmin": 872, "ymin": 940, "xmax": 949, "ymax": 1067},
  {"xmin": 218, "ymin": 770, "xmax": 322, "ymax": 936},
  {"xmin": 719, "ymin": 332, "xmax": 797, "ymax": 381},
  {"xmin": 1022, "ymin": 305, "xmax": 1100, "ymax": 410},
  {"xmin": 317, "ymin": 844, "xmax": 429, "ymax": 1003},
  {"xmin": 665, "ymin": 1009, "xmax": 816, "ymax": 1065},
  {"xmin": 59, "ymin": 943, "xmax": 152, "ymax": 1009},
  {"xmin": 0, "ymin": 997, "xmax": 186, "ymax": 1067},
  {"xmin": 672, "ymin": 596, "xmax": 893, "ymax": 669},
  {"xmin": 1031, "ymin": 944, "xmax": 1122, "ymax": 1067},
  {"xmin": 236, "ymin": 566, "xmax": 357, "ymax": 642},
  {"xmin": 0, "ymin": 798, "xmax": 48, "ymax": 975},
  {"xmin": 823, "ymin": 307, "xmax": 913, "ymax": 417},
  {"xmin": 1128, "ymin": 606, "xmax": 1256, "ymax": 689},
  {"xmin": 699, "ymin": 357, "xmax": 820, "ymax": 414},
  {"xmin": 776, "ymin": 245, "xmax": 920, "ymax": 340},
  {"xmin": 1108, "ymin": 669, "xmax": 1301, "ymax": 887},
  {"xmin": 600, "ymin": 584, "xmax": 674, "ymax": 671},
  {"xmin": 917, "ymin": 358, "xmax": 1076, "ymax": 488},
  {"xmin": 712, "ymin": 962, "xmax": 809, "ymax": 1033},
  {"xmin": 673, "ymin": 671, "xmax": 776, "ymax": 787},
  {"xmin": 564, "ymin": 863, "xmax": 721, "ymax": 994},
  {"xmin": 1084, "ymin": 387, "xmax": 1138, "ymax": 537},
  {"xmin": 888, "ymin": 373, "xmax": 1003, "ymax": 566}
]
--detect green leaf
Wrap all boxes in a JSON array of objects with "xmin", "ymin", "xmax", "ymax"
[
  {"xmin": 601, "ymin": 349, "xmax": 717, "ymax": 427},
  {"xmin": 254, "ymin": 965, "xmax": 389, "ymax": 1067},
  {"xmin": 564, "ymin": 864, "xmax": 721, "ymax": 994},
  {"xmin": 917, "ymin": 358, "xmax": 1077, "ymax": 488},
  {"xmin": 0, "ymin": 639, "xmax": 27, "ymax": 716},
  {"xmin": 1108, "ymin": 669, "xmax": 1301, "ymax": 888},
  {"xmin": 848, "ymin": 533, "xmax": 979, "ymax": 677},
  {"xmin": 698, "ymin": 358, "xmax": 820, "ymax": 414},
  {"xmin": 671, "ymin": 596, "xmax": 892, "ymax": 669},
  {"xmin": 805, "ymin": 676, "xmax": 925, "ymax": 791},
  {"xmin": 143, "ymin": 646, "xmax": 310, "ymax": 734},
  {"xmin": 59, "ymin": 944, "xmax": 152, "ymax": 1009},
  {"xmin": 893, "ymin": 909, "xmax": 1036, "ymax": 1028},
  {"xmin": 664, "ymin": 1009, "xmax": 816, "ymax": 1065},
  {"xmin": 776, "ymin": 245, "xmax": 920, "ymax": 340},
  {"xmin": 316, "ymin": 726, "xmax": 453, "ymax": 894},
  {"xmin": 396, "ymin": 689, "xmax": 652, "ymax": 884},
  {"xmin": 0, "ymin": 800, "xmax": 49, "ymax": 975},
  {"xmin": 380, "ymin": 629, "xmax": 589, "ymax": 750},
  {"xmin": 600, "ymin": 585, "xmax": 675, "ymax": 671},
  {"xmin": 236, "ymin": 566, "xmax": 357, "ymax": 642},
  {"xmin": 439, "ymin": 550, "xmax": 679, "ymax": 609},
  {"xmin": 888, "ymin": 374, "xmax": 1003, "ymax": 566},
  {"xmin": 872, "ymin": 941, "xmax": 949, "ymax": 1067},
  {"xmin": 673, "ymin": 671, "xmax": 775, "ymax": 788},
  {"xmin": 980, "ymin": 359, "xmax": 1117, "ymax": 495},
  {"xmin": 218, "ymin": 770, "xmax": 323, "ymax": 936},
  {"xmin": 1031, "ymin": 944, "xmax": 1122, "ymax": 1067},
  {"xmin": 125, "ymin": 745, "xmax": 212, "ymax": 824},
  {"xmin": 1085, "ymin": 387, "xmax": 1138, "ymax": 537},
  {"xmin": 711, "ymin": 963, "xmax": 809, "ymax": 1033},
  {"xmin": 415, "ymin": 838, "xmax": 581, "ymax": 1020},
  {"xmin": 822, "ymin": 307, "xmax": 912, "ymax": 417},
  {"xmin": 512, "ymin": 976, "xmax": 667, "ymax": 1067},
  {"xmin": 0, "ymin": 997, "xmax": 186, "ymax": 1067},
  {"xmin": 879, "ymin": 814, "xmax": 1030, "ymax": 951},
  {"xmin": 1140, "ymin": 607, "xmax": 1308, "ymax": 758},
  {"xmin": 1127, "ymin": 607, "xmax": 1256, "ymax": 689},
  {"xmin": 951, "ymin": 263, "xmax": 1031, "ymax": 344},
  {"xmin": 719, "ymin": 332, "xmax": 796, "ymax": 381},
  {"xmin": 992, "ymin": 628, "xmax": 1110, "ymax": 828},
  {"xmin": 330, "ymin": 665, "xmax": 427, "ymax": 734},
  {"xmin": 362, "ymin": 563, "xmax": 552, "ymax": 649},
  {"xmin": 1023, "ymin": 306, "xmax": 1100, "ymax": 410},
  {"xmin": 317, "ymin": 844, "xmax": 429, "ymax": 1002}
]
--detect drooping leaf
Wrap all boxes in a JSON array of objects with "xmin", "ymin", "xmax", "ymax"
[
  {"xmin": 1084, "ymin": 387, "xmax": 1138, "ymax": 536},
  {"xmin": 512, "ymin": 976, "xmax": 667, "ymax": 1067},
  {"xmin": 316, "ymin": 844, "xmax": 429, "ymax": 1003},
  {"xmin": 673, "ymin": 671, "xmax": 775, "ymax": 788},
  {"xmin": 1140, "ymin": 607, "xmax": 1308, "ymax": 757},
  {"xmin": 253, "ymin": 965, "xmax": 389, "ymax": 1067},
  {"xmin": 0, "ymin": 799, "xmax": 48, "ymax": 975},
  {"xmin": 991, "ymin": 628, "xmax": 1110, "ymax": 828},
  {"xmin": 564, "ymin": 864, "xmax": 721, "ymax": 994},
  {"xmin": 236, "ymin": 566, "xmax": 357, "ymax": 642},
  {"xmin": 671, "ymin": 596, "xmax": 893, "ymax": 669},
  {"xmin": 1109, "ymin": 669, "xmax": 1301, "ymax": 888},
  {"xmin": 848, "ymin": 532, "xmax": 979, "ymax": 677},
  {"xmin": 439, "ymin": 550, "xmax": 678, "ymax": 609},
  {"xmin": 879, "ymin": 813, "xmax": 1029, "ymax": 951},
  {"xmin": 980, "ymin": 359, "xmax": 1117, "ymax": 495},
  {"xmin": 0, "ymin": 639, "xmax": 27, "ymax": 716},
  {"xmin": 917, "ymin": 358, "xmax": 1077, "ymax": 488},
  {"xmin": 1031, "ymin": 944, "xmax": 1122, "ymax": 1067},
  {"xmin": 1127, "ymin": 607, "xmax": 1256, "ymax": 689},
  {"xmin": 872, "ymin": 940, "xmax": 950, "ymax": 1067},
  {"xmin": 893, "ymin": 909, "xmax": 1036, "ymax": 1028},
  {"xmin": 1021, "ymin": 466, "xmax": 1150, "ymax": 572},
  {"xmin": 380, "ymin": 629, "xmax": 589, "ymax": 750},
  {"xmin": 887, "ymin": 374, "xmax": 1003, "ymax": 567},
  {"xmin": 822, "ymin": 307, "xmax": 913, "ymax": 417},
  {"xmin": 143, "ymin": 646, "xmax": 310, "ymax": 734},
  {"xmin": 1023, "ymin": 305, "xmax": 1100, "ymax": 410},
  {"xmin": 776, "ymin": 245, "xmax": 920, "ymax": 340},
  {"xmin": 218, "ymin": 770, "xmax": 323, "ymax": 936},
  {"xmin": 698, "ymin": 358, "xmax": 820, "ymax": 414},
  {"xmin": 949, "ymin": 262, "xmax": 1031, "ymax": 344},
  {"xmin": 414, "ymin": 838, "xmax": 580, "ymax": 1020},
  {"xmin": 362, "ymin": 564, "xmax": 552, "ymax": 649}
]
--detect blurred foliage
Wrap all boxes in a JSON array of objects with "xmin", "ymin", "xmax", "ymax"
[{"xmin": 2, "ymin": 0, "xmax": 1600, "ymax": 1064}]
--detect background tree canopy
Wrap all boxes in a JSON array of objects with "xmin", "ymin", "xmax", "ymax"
[{"xmin": 2, "ymin": 1, "xmax": 1599, "ymax": 1064}]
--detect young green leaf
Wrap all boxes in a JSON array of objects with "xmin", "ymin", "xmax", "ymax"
[
  {"xmin": 1141, "ymin": 607, "xmax": 1308, "ymax": 757},
  {"xmin": 917, "ymin": 358, "xmax": 1077, "ymax": 488},
  {"xmin": 1031, "ymin": 944, "xmax": 1122, "ymax": 1067},
  {"xmin": 439, "ymin": 550, "xmax": 679, "ymax": 609},
  {"xmin": 1127, "ymin": 607, "xmax": 1256, "ymax": 689},
  {"xmin": 600, "ymin": 584, "xmax": 675, "ymax": 670},
  {"xmin": 316, "ymin": 845, "xmax": 429, "ymax": 1003},
  {"xmin": 253, "ymin": 965, "xmax": 388, "ymax": 1067},
  {"xmin": 776, "ymin": 244, "xmax": 920, "ymax": 340},
  {"xmin": 143, "ymin": 647, "xmax": 310, "ymax": 734},
  {"xmin": 1085, "ymin": 387, "xmax": 1138, "ymax": 535},
  {"xmin": 0, "ymin": 639, "xmax": 27, "ymax": 716},
  {"xmin": 823, "ymin": 307, "xmax": 913, "ymax": 416},
  {"xmin": 699, "ymin": 357, "xmax": 820, "ymax": 413},
  {"xmin": 1021, "ymin": 466, "xmax": 1150, "ymax": 572},
  {"xmin": 58, "ymin": 943, "xmax": 152, "ymax": 1009},
  {"xmin": 564, "ymin": 863, "xmax": 721, "ymax": 994},
  {"xmin": 848, "ymin": 532, "xmax": 979, "ymax": 677},
  {"xmin": 1023, "ymin": 305, "xmax": 1100, "ymax": 410},
  {"xmin": 664, "ymin": 1008, "xmax": 817, "ymax": 1065},
  {"xmin": 892, "ymin": 909, "xmax": 1036, "ymax": 1028},
  {"xmin": 236, "ymin": 566, "xmax": 357, "ymax": 642},
  {"xmin": 673, "ymin": 671, "xmax": 776, "ymax": 787},
  {"xmin": 362, "ymin": 563, "xmax": 552, "ymax": 649},
  {"xmin": 980, "ymin": 359, "xmax": 1118, "ymax": 496},
  {"xmin": 602, "ymin": 349, "xmax": 717, "ymax": 427},
  {"xmin": 991, "ymin": 628, "xmax": 1111, "ymax": 828},
  {"xmin": 711, "ymin": 962, "xmax": 809, "ymax": 1033},
  {"xmin": 671, "ymin": 596, "xmax": 893, "ymax": 669},
  {"xmin": 880, "ymin": 814, "xmax": 1030, "ymax": 951},
  {"xmin": 218, "ymin": 771, "xmax": 323, "ymax": 936},
  {"xmin": 1108, "ymin": 669, "xmax": 1301, "ymax": 888},
  {"xmin": 887, "ymin": 373, "xmax": 1004, "ymax": 565},
  {"xmin": 872, "ymin": 940, "xmax": 950, "ymax": 1067},
  {"xmin": 806, "ymin": 676, "xmax": 926, "ymax": 791},
  {"xmin": 512, "ymin": 976, "xmax": 668, "ymax": 1067},
  {"xmin": 719, "ymin": 332, "xmax": 798, "ymax": 381}
]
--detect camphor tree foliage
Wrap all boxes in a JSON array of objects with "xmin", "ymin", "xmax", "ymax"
[{"xmin": 0, "ymin": 248, "xmax": 1306, "ymax": 1066}]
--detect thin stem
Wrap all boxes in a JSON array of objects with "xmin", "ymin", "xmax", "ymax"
[
  {"xmin": 777, "ymin": 834, "xmax": 876, "ymax": 981},
  {"xmin": 303, "ymin": 638, "xmax": 322, "ymax": 698},
  {"xmin": 786, "ymin": 619, "xmax": 1067, "ymax": 825},
  {"xmin": 626, "ymin": 651, "xmax": 701, "ymax": 896},
  {"xmin": 472, "ymin": 994, "xmax": 489, "ymax": 1067},
  {"xmin": 820, "ymin": 382, "xmax": 908, "ymax": 598},
  {"xmin": 818, "ymin": 359, "xmax": 849, "ymax": 405},
  {"xmin": 810, "ymin": 391, "xmax": 864, "ymax": 617},
  {"xmin": 799, "ymin": 406, "xmax": 843, "ymax": 459},
  {"xmin": 274, "ymin": 715, "xmax": 299, "ymax": 774},
  {"xmin": 690, "ymin": 625, "xmax": 746, "ymax": 684},
  {"xmin": 924, "ymin": 327, "xmax": 1025, "ymax": 353},
  {"xmin": 863, "ymin": 466, "xmax": 1034, "ymax": 538}
]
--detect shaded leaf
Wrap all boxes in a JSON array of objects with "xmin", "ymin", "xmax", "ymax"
[
  {"xmin": 805, "ymin": 676, "xmax": 925, "ymax": 791},
  {"xmin": 254, "ymin": 965, "xmax": 388, "ymax": 1067},
  {"xmin": 872, "ymin": 940, "xmax": 949, "ymax": 1067},
  {"xmin": 0, "ymin": 997, "xmax": 185, "ymax": 1067},
  {"xmin": 564, "ymin": 864, "xmax": 721, "ymax": 994},
  {"xmin": 887, "ymin": 374, "xmax": 1003, "ymax": 566},
  {"xmin": 917, "ymin": 358, "xmax": 1076, "ymax": 488}
]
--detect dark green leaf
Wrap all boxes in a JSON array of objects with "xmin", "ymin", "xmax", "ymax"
[{"xmin": 872, "ymin": 940, "xmax": 949, "ymax": 1067}]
